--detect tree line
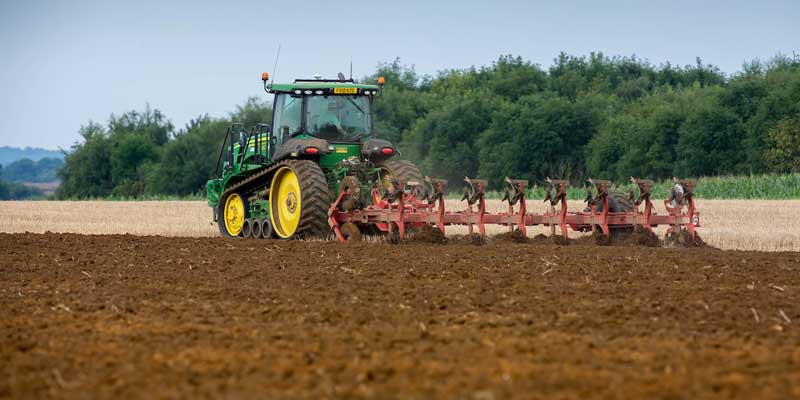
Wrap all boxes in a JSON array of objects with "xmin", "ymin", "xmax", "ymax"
[
  {"xmin": 0, "ymin": 157, "xmax": 62, "ymax": 200},
  {"xmin": 372, "ymin": 53, "xmax": 800, "ymax": 186},
  {"xmin": 0, "ymin": 164, "xmax": 44, "ymax": 200},
  {"xmin": 57, "ymin": 52, "xmax": 800, "ymax": 198},
  {"xmin": 58, "ymin": 100, "xmax": 271, "ymax": 198},
  {"xmin": 2, "ymin": 157, "xmax": 64, "ymax": 183}
]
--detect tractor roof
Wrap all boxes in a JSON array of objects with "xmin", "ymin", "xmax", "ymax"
[{"xmin": 269, "ymin": 80, "xmax": 380, "ymax": 94}]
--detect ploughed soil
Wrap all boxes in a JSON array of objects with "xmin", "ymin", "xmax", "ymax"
[{"xmin": 1, "ymin": 233, "xmax": 799, "ymax": 399}]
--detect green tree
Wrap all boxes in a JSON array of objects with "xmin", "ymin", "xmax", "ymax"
[
  {"xmin": 676, "ymin": 91, "xmax": 745, "ymax": 176},
  {"xmin": 401, "ymin": 91, "xmax": 501, "ymax": 184},
  {"xmin": 1, "ymin": 157, "xmax": 64, "ymax": 182},
  {"xmin": 147, "ymin": 116, "xmax": 230, "ymax": 195},
  {"xmin": 34, "ymin": 157, "xmax": 64, "ymax": 181},
  {"xmin": 480, "ymin": 55, "xmax": 547, "ymax": 100},
  {"xmin": 479, "ymin": 93, "xmax": 607, "ymax": 185},
  {"xmin": 109, "ymin": 133, "xmax": 160, "ymax": 196},
  {"xmin": 368, "ymin": 59, "xmax": 430, "ymax": 144},
  {"xmin": 586, "ymin": 90, "xmax": 689, "ymax": 180},
  {"xmin": 765, "ymin": 117, "xmax": 800, "ymax": 172},
  {"xmin": 2, "ymin": 158, "xmax": 36, "ymax": 181},
  {"xmin": 57, "ymin": 122, "xmax": 113, "ymax": 198},
  {"xmin": 231, "ymin": 97, "xmax": 273, "ymax": 126},
  {"xmin": 108, "ymin": 105, "xmax": 173, "ymax": 146},
  {"xmin": 741, "ymin": 58, "xmax": 800, "ymax": 171}
]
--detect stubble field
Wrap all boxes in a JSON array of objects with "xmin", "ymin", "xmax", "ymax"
[{"xmin": 0, "ymin": 199, "xmax": 798, "ymax": 251}]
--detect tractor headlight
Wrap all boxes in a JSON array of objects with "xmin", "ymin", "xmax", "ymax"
[
  {"xmin": 304, "ymin": 90, "xmax": 312, "ymax": 95},
  {"xmin": 314, "ymin": 90, "xmax": 323, "ymax": 95},
  {"xmin": 364, "ymin": 90, "xmax": 372, "ymax": 95},
  {"xmin": 294, "ymin": 90, "xmax": 302, "ymax": 95}
]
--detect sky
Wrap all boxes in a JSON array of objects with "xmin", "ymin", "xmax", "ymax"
[{"xmin": 0, "ymin": 0, "xmax": 798, "ymax": 150}]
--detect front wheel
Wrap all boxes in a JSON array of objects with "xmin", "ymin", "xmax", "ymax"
[{"xmin": 218, "ymin": 192, "xmax": 249, "ymax": 237}]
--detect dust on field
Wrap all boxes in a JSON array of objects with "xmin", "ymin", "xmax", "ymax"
[{"xmin": 1, "ymin": 233, "xmax": 798, "ymax": 399}]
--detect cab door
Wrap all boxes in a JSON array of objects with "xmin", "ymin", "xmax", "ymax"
[{"xmin": 270, "ymin": 93, "xmax": 303, "ymax": 158}]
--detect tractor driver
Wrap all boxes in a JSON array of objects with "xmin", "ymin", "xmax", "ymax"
[{"xmin": 308, "ymin": 97, "xmax": 345, "ymax": 139}]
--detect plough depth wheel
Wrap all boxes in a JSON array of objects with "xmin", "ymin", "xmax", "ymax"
[{"xmin": 339, "ymin": 223, "xmax": 362, "ymax": 242}]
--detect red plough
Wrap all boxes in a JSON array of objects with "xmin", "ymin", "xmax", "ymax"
[{"xmin": 329, "ymin": 177, "xmax": 700, "ymax": 243}]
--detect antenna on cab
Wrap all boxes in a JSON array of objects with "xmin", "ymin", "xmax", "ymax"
[
  {"xmin": 263, "ymin": 44, "xmax": 281, "ymax": 93},
  {"xmin": 271, "ymin": 44, "xmax": 281, "ymax": 86}
]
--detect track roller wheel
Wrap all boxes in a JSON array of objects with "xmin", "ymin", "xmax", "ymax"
[
  {"xmin": 339, "ymin": 223, "xmax": 362, "ymax": 242},
  {"xmin": 376, "ymin": 159, "xmax": 424, "ymax": 193},
  {"xmin": 218, "ymin": 191, "xmax": 249, "ymax": 237},
  {"xmin": 269, "ymin": 160, "xmax": 330, "ymax": 239},
  {"xmin": 251, "ymin": 219, "xmax": 262, "ymax": 239},
  {"xmin": 242, "ymin": 218, "xmax": 253, "ymax": 238},
  {"xmin": 259, "ymin": 218, "xmax": 274, "ymax": 239}
]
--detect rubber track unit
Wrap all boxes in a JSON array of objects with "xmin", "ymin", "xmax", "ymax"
[
  {"xmin": 219, "ymin": 159, "xmax": 331, "ymax": 239},
  {"xmin": 378, "ymin": 159, "xmax": 424, "ymax": 185},
  {"xmin": 286, "ymin": 160, "xmax": 330, "ymax": 238}
]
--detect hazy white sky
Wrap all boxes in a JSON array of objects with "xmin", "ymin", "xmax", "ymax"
[{"xmin": 1, "ymin": 0, "xmax": 797, "ymax": 150}]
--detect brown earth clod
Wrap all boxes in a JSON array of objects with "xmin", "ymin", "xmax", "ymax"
[
  {"xmin": 492, "ymin": 229, "xmax": 528, "ymax": 243},
  {"xmin": 405, "ymin": 225, "xmax": 447, "ymax": 244},
  {"xmin": 664, "ymin": 228, "xmax": 709, "ymax": 248}
]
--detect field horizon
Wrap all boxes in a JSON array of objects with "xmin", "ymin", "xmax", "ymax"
[{"xmin": 0, "ymin": 199, "xmax": 797, "ymax": 252}]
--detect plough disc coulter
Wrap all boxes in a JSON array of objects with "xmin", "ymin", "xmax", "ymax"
[{"xmin": 328, "ymin": 176, "xmax": 700, "ymax": 243}]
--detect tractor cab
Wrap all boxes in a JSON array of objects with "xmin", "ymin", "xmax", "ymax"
[{"xmin": 267, "ymin": 76, "xmax": 381, "ymax": 146}]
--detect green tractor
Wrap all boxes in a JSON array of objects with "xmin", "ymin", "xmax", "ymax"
[{"xmin": 206, "ymin": 73, "xmax": 423, "ymax": 239}]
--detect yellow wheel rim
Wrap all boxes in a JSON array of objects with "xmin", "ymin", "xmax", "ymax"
[
  {"xmin": 270, "ymin": 167, "xmax": 302, "ymax": 238},
  {"xmin": 224, "ymin": 193, "xmax": 245, "ymax": 236}
]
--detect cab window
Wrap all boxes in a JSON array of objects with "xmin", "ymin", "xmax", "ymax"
[
  {"xmin": 305, "ymin": 95, "xmax": 372, "ymax": 141},
  {"xmin": 271, "ymin": 94, "xmax": 302, "ymax": 145}
]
